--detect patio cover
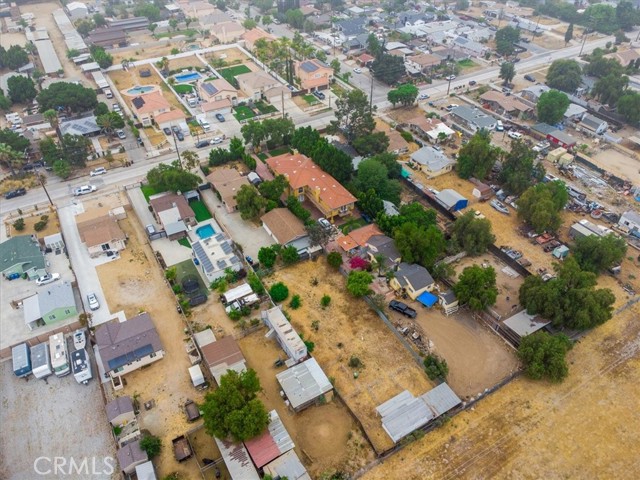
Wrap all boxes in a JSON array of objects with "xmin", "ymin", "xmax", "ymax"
[{"xmin": 416, "ymin": 291, "xmax": 438, "ymax": 308}]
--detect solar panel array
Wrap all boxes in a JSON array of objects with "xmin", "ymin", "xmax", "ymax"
[
  {"xmin": 193, "ymin": 241, "xmax": 214, "ymax": 273},
  {"xmin": 221, "ymin": 241, "xmax": 233, "ymax": 254}
]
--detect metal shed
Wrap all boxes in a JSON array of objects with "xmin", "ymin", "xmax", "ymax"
[{"xmin": 436, "ymin": 189, "xmax": 468, "ymax": 212}]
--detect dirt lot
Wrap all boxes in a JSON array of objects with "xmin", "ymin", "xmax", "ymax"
[
  {"xmin": 266, "ymin": 260, "xmax": 434, "ymax": 453},
  {"xmin": 362, "ymin": 301, "xmax": 640, "ymax": 480},
  {"xmin": 4, "ymin": 205, "xmax": 59, "ymax": 237},
  {"xmin": 587, "ymin": 147, "xmax": 640, "ymax": 182},
  {"xmin": 96, "ymin": 217, "xmax": 207, "ymax": 479},
  {"xmin": 112, "ymin": 44, "xmax": 175, "ymax": 65},
  {"xmin": 239, "ymin": 331, "xmax": 374, "ymax": 477},
  {"xmin": 167, "ymin": 54, "xmax": 207, "ymax": 71},
  {"xmin": 203, "ymin": 47, "xmax": 250, "ymax": 66}
]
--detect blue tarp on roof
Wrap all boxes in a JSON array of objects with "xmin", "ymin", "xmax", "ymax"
[{"xmin": 416, "ymin": 291, "xmax": 438, "ymax": 308}]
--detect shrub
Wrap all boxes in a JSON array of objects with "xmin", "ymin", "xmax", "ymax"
[
  {"xmin": 348, "ymin": 356, "xmax": 363, "ymax": 368},
  {"xmin": 12, "ymin": 218, "xmax": 25, "ymax": 231},
  {"xmin": 269, "ymin": 282, "xmax": 289, "ymax": 302},
  {"xmin": 320, "ymin": 294, "xmax": 331, "ymax": 308},
  {"xmin": 400, "ymin": 130, "xmax": 413, "ymax": 142},
  {"xmin": 289, "ymin": 294, "xmax": 301, "ymax": 309},
  {"xmin": 326, "ymin": 251, "xmax": 343, "ymax": 269},
  {"xmin": 304, "ymin": 339, "xmax": 315, "ymax": 353},
  {"xmin": 247, "ymin": 272, "xmax": 265, "ymax": 295},
  {"xmin": 139, "ymin": 434, "xmax": 162, "ymax": 458},
  {"xmin": 228, "ymin": 309, "xmax": 242, "ymax": 321},
  {"xmin": 346, "ymin": 270, "xmax": 373, "ymax": 297},
  {"xmin": 34, "ymin": 221, "xmax": 47, "ymax": 232},
  {"xmin": 281, "ymin": 245, "xmax": 299, "ymax": 265},
  {"xmin": 423, "ymin": 354, "xmax": 449, "ymax": 381},
  {"xmin": 349, "ymin": 256, "xmax": 370, "ymax": 270},
  {"xmin": 172, "ymin": 284, "xmax": 182, "ymax": 294}
]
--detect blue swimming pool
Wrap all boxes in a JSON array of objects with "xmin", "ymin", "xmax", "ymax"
[
  {"xmin": 195, "ymin": 224, "xmax": 215, "ymax": 239},
  {"xmin": 127, "ymin": 85, "xmax": 154, "ymax": 95},
  {"xmin": 174, "ymin": 71, "xmax": 202, "ymax": 83}
]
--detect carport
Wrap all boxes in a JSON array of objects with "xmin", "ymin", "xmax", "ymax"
[{"xmin": 416, "ymin": 291, "xmax": 438, "ymax": 308}]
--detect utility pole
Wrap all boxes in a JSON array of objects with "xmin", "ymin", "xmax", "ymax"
[
  {"xmin": 579, "ymin": 26, "xmax": 589, "ymax": 57},
  {"xmin": 532, "ymin": 15, "xmax": 541, "ymax": 41},
  {"xmin": 35, "ymin": 167, "xmax": 53, "ymax": 206},
  {"xmin": 171, "ymin": 125, "xmax": 182, "ymax": 167},
  {"xmin": 281, "ymin": 90, "xmax": 285, "ymax": 119},
  {"xmin": 446, "ymin": 61, "xmax": 453, "ymax": 95},
  {"xmin": 369, "ymin": 73, "xmax": 374, "ymax": 111}
]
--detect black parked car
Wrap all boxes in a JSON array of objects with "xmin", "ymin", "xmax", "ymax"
[
  {"xmin": 215, "ymin": 113, "xmax": 225, "ymax": 122},
  {"xmin": 389, "ymin": 300, "xmax": 417, "ymax": 319},
  {"xmin": 4, "ymin": 188, "xmax": 27, "ymax": 199},
  {"xmin": 163, "ymin": 127, "xmax": 172, "ymax": 135},
  {"xmin": 313, "ymin": 90, "xmax": 325, "ymax": 100},
  {"xmin": 176, "ymin": 131, "xmax": 184, "ymax": 141}
]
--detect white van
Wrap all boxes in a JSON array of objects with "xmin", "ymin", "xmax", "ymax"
[
  {"xmin": 508, "ymin": 131, "xmax": 523, "ymax": 140},
  {"xmin": 496, "ymin": 120, "xmax": 504, "ymax": 131},
  {"xmin": 199, "ymin": 118, "xmax": 211, "ymax": 131},
  {"xmin": 104, "ymin": 89, "xmax": 113, "ymax": 99}
]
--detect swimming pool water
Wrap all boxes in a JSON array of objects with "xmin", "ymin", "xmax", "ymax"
[
  {"xmin": 195, "ymin": 224, "xmax": 215, "ymax": 239},
  {"xmin": 174, "ymin": 71, "xmax": 202, "ymax": 83},
  {"xmin": 127, "ymin": 85, "xmax": 154, "ymax": 94}
]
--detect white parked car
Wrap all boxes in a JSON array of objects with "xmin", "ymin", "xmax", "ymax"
[
  {"xmin": 353, "ymin": 67, "xmax": 362, "ymax": 74},
  {"xmin": 418, "ymin": 93, "xmax": 430, "ymax": 100},
  {"xmin": 36, "ymin": 272, "xmax": 60, "ymax": 286},
  {"xmin": 496, "ymin": 120, "xmax": 504, "ymax": 132},
  {"xmin": 90, "ymin": 167, "xmax": 107, "ymax": 176},
  {"xmin": 445, "ymin": 74, "xmax": 456, "ymax": 80},
  {"xmin": 74, "ymin": 185, "xmax": 97, "ymax": 196},
  {"xmin": 87, "ymin": 292, "xmax": 100, "ymax": 311},
  {"xmin": 318, "ymin": 218, "xmax": 332, "ymax": 230},
  {"xmin": 508, "ymin": 131, "xmax": 523, "ymax": 140},
  {"xmin": 211, "ymin": 137, "xmax": 223, "ymax": 144},
  {"xmin": 116, "ymin": 129, "xmax": 126, "ymax": 139}
]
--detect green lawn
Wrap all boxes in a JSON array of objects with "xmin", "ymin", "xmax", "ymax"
[
  {"xmin": 173, "ymin": 259, "xmax": 207, "ymax": 291},
  {"xmin": 458, "ymin": 59, "xmax": 477, "ymax": 68},
  {"xmin": 218, "ymin": 64, "xmax": 251, "ymax": 88},
  {"xmin": 257, "ymin": 152, "xmax": 268, "ymax": 161},
  {"xmin": 141, "ymin": 185, "xmax": 159, "ymax": 203},
  {"xmin": 255, "ymin": 101, "xmax": 278, "ymax": 114},
  {"xmin": 340, "ymin": 217, "xmax": 368, "ymax": 234},
  {"xmin": 302, "ymin": 94, "xmax": 319, "ymax": 105},
  {"xmin": 269, "ymin": 146, "xmax": 291, "ymax": 157},
  {"xmin": 233, "ymin": 105, "xmax": 255, "ymax": 121},
  {"xmin": 155, "ymin": 28, "xmax": 198, "ymax": 39},
  {"xmin": 178, "ymin": 237, "xmax": 191, "ymax": 249},
  {"xmin": 173, "ymin": 84, "xmax": 193, "ymax": 94},
  {"xmin": 190, "ymin": 200, "xmax": 212, "ymax": 222}
]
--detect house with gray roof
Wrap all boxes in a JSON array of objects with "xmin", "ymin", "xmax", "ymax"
[
  {"xmin": 117, "ymin": 439, "xmax": 148, "ymax": 475},
  {"xmin": 336, "ymin": 17, "xmax": 367, "ymax": 38},
  {"xmin": 453, "ymin": 36, "xmax": 488, "ymax": 56},
  {"xmin": 105, "ymin": 396, "xmax": 135, "ymax": 427},
  {"xmin": 95, "ymin": 312, "xmax": 164, "ymax": 379},
  {"xmin": 563, "ymin": 103, "xmax": 587, "ymax": 122},
  {"xmin": 579, "ymin": 114, "xmax": 608, "ymax": 135},
  {"xmin": 449, "ymin": 106, "xmax": 496, "ymax": 132},
  {"xmin": 366, "ymin": 234, "xmax": 401, "ymax": 268},
  {"xmin": 410, "ymin": 146, "xmax": 455, "ymax": 178},
  {"xmin": 276, "ymin": 357, "xmax": 333, "ymax": 412},
  {"xmin": 520, "ymin": 84, "xmax": 550, "ymax": 103},
  {"xmin": 59, "ymin": 115, "xmax": 101, "ymax": 137},
  {"xmin": 23, "ymin": 281, "xmax": 77, "ymax": 330},
  {"xmin": 0, "ymin": 235, "xmax": 45, "ymax": 277},
  {"xmin": 390, "ymin": 262, "xmax": 435, "ymax": 300}
]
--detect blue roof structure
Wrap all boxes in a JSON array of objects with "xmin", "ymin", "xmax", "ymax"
[
  {"xmin": 300, "ymin": 61, "xmax": 319, "ymax": 73},
  {"xmin": 416, "ymin": 291, "xmax": 438, "ymax": 308}
]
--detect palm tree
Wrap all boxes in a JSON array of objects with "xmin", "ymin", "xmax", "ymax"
[
  {"xmin": 96, "ymin": 113, "xmax": 115, "ymax": 137},
  {"xmin": 371, "ymin": 253, "xmax": 387, "ymax": 275},
  {"xmin": 0, "ymin": 143, "xmax": 23, "ymax": 176},
  {"xmin": 156, "ymin": 56, "xmax": 169, "ymax": 75}
]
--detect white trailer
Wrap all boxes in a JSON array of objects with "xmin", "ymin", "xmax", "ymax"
[
  {"xmin": 31, "ymin": 343, "xmax": 53, "ymax": 379},
  {"xmin": 71, "ymin": 349, "xmax": 92, "ymax": 385},
  {"xmin": 188, "ymin": 364, "xmax": 205, "ymax": 387},
  {"xmin": 49, "ymin": 333, "xmax": 70, "ymax": 377},
  {"xmin": 221, "ymin": 283, "xmax": 253, "ymax": 304}
]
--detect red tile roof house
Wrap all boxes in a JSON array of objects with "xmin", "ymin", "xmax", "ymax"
[
  {"xmin": 266, "ymin": 152, "xmax": 356, "ymax": 221},
  {"xmin": 294, "ymin": 59, "xmax": 334, "ymax": 91}
]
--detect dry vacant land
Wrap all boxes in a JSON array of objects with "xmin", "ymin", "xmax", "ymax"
[{"xmin": 266, "ymin": 260, "xmax": 434, "ymax": 453}]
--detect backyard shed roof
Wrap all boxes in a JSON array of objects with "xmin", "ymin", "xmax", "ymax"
[
  {"xmin": 244, "ymin": 409, "xmax": 295, "ymax": 468},
  {"xmin": 276, "ymin": 357, "xmax": 332, "ymax": 411},
  {"xmin": 117, "ymin": 440, "xmax": 148, "ymax": 472},
  {"xmin": 376, "ymin": 390, "xmax": 434, "ymax": 443},
  {"xmin": 263, "ymin": 450, "xmax": 311, "ymax": 480},
  {"xmin": 105, "ymin": 396, "xmax": 134, "ymax": 423},
  {"xmin": 419, "ymin": 382, "xmax": 461, "ymax": 417},
  {"xmin": 502, "ymin": 310, "xmax": 551, "ymax": 338},
  {"xmin": 436, "ymin": 189, "xmax": 467, "ymax": 209},
  {"xmin": 215, "ymin": 438, "xmax": 260, "ymax": 480}
]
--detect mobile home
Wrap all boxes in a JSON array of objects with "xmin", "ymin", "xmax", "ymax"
[
  {"xmin": 71, "ymin": 349, "xmax": 92, "ymax": 384},
  {"xmin": 12, "ymin": 343, "xmax": 32, "ymax": 378},
  {"xmin": 49, "ymin": 333, "xmax": 71, "ymax": 377},
  {"xmin": 31, "ymin": 343, "xmax": 53, "ymax": 379}
]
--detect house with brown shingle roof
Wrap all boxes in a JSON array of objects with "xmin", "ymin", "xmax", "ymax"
[
  {"xmin": 210, "ymin": 21, "xmax": 245, "ymax": 43},
  {"xmin": 206, "ymin": 167, "xmax": 251, "ymax": 213},
  {"xmin": 405, "ymin": 53, "xmax": 442, "ymax": 74},
  {"xmin": 261, "ymin": 208, "xmax": 307, "ymax": 246},
  {"xmin": 403, "ymin": 116, "xmax": 455, "ymax": 143},
  {"xmin": 242, "ymin": 27, "xmax": 276, "ymax": 51},
  {"xmin": 480, "ymin": 91, "xmax": 533, "ymax": 119},
  {"xmin": 266, "ymin": 152, "xmax": 356, "ymax": 221},
  {"xmin": 77, "ymin": 215, "xmax": 127, "ymax": 258},
  {"xmin": 604, "ymin": 47, "xmax": 640, "ymax": 67},
  {"xmin": 199, "ymin": 335, "xmax": 247, "ymax": 384},
  {"xmin": 236, "ymin": 70, "xmax": 280, "ymax": 100},
  {"xmin": 129, "ymin": 91, "xmax": 171, "ymax": 127},
  {"xmin": 149, "ymin": 192, "xmax": 196, "ymax": 240}
]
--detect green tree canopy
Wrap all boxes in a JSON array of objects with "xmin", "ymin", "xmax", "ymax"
[
  {"xmin": 60, "ymin": 134, "xmax": 91, "ymax": 167},
  {"xmin": 453, "ymin": 265, "xmax": 498, "ymax": 311},
  {"xmin": 584, "ymin": 4, "xmax": 618, "ymax": 34},
  {"xmin": 285, "ymin": 9, "xmax": 305, "ymax": 29},
  {"xmin": 258, "ymin": 174, "xmax": 288, "ymax": 202},
  {"xmin": 134, "ymin": 3, "xmax": 161, "ymax": 21},
  {"xmin": 516, "ymin": 181, "xmax": 568, "ymax": 233},
  {"xmin": 269, "ymin": 282, "xmax": 290, "ymax": 302},
  {"xmin": 236, "ymin": 184, "xmax": 266, "ymax": 220},
  {"xmin": 367, "ymin": 33, "xmax": 382, "ymax": 57},
  {"xmin": 201, "ymin": 369, "xmax": 269, "ymax": 442},
  {"xmin": 146, "ymin": 162, "xmax": 200, "ymax": 193},
  {"xmin": 546, "ymin": 59, "xmax": 582, "ymax": 93},
  {"xmin": 456, "ymin": 129, "xmax": 500, "ymax": 180},
  {"xmin": 387, "ymin": 84, "xmax": 419, "ymax": 107},
  {"xmin": 499, "ymin": 62, "xmax": 516, "ymax": 85},
  {"xmin": 352, "ymin": 131, "xmax": 389, "ymax": 157},
  {"xmin": 376, "ymin": 203, "xmax": 437, "ymax": 236},
  {"xmin": 329, "ymin": 89, "xmax": 375, "ymax": 143},
  {"xmin": 617, "ymin": 92, "xmax": 640, "ymax": 123},
  {"xmin": 572, "ymin": 233, "xmax": 627, "ymax": 274},
  {"xmin": 592, "ymin": 73, "xmax": 628, "ymax": 106},
  {"xmin": 90, "ymin": 45, "xmax": 113, "ymax": 69},
  {"xmin": 371, "ymin": 53, "xmax": 406, "ymax": 85},
  {"xmin": 0, "ymin": 128, "xmax": 30, "ymax": 153},
  {"xmin": 518, "ymin": 332, "xmax": 573, "ymax": 382},
  {"xmin": 450, "ymin": 211, "xmax": 496, "ymax": 255},
  {"xmin": 139, "ymin": 435, "xmax": 162, "ymax": 458},
  {"xmin": 393, "ymin": 222, "xmax": 445, "ymax": 268},
  {"xmin": 519, "ymin": 257, "xmax": 616, "ymax": 330},
  {"xmin": 564, "ymin": 23, "xmax": 574, "ymax": 44},
  {"xmin": 357, "ymin": 188, "xmax": 384, "ymax": 219},
  {"xmin": 346, "ymin": 270, "xmax": 374, "ymax": 297},
  {"xmin": 537, "ymin": 89, "xmax": 570, "ymax": 125},
  {"xmin": 616, "ymin": 1, "xmax": 639, "ymax": 31},
  {"xmin": 495, "ymin": 26, "xmax": 520, "ymax": 56},
  {"xmin": 7, "ymin": 76, "xmax": 36, "ymax": 104},
  {"xmin": 291, "ymin": 126, "xmax": 353, "ymax": 183},
  {"xmin": 258, "ymin": 246, "xmax": 278, "ymax": 269},
  {"xmin": 37, "ymin": 82, "xmax": 98, "ymax": 113},
  {"xmin": 354, "ymin": 158, "xmax": 401, "ymax": 205},
  {"xmin": 498, "ymin": 139, "xmax": 544, "ymax": 195},
  {"xmin": 0, "ymin": 45, "xmax": 29, "ymax": 69}
]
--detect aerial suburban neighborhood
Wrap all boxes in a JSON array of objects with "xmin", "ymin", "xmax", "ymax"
[{"xmin": 1, "ymin": 0, "xmax": 640, "ymax": 479}]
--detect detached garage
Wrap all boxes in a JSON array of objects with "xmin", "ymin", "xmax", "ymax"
[{"xmin": 436, "ymin": 189, "xmax": 468, "ymax": 212}]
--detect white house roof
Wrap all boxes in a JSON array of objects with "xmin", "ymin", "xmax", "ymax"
[
  {"xmin": 276, "ymin": 357, "xmax": 332, "ymax": 410},
  {"xmin": 34, "ymin": 39, "xmax": 62, "ymax": 74},
  {"xmin": 502, "ymin": 310, "xmax": 550, "ymax": 338},
  {"xmin": 564, "ymin": 103, "xmax": 587, "ymax": 118},
  {"xmin": 410, "ymin": 146, "xmax": 454, "ymax": 172}
]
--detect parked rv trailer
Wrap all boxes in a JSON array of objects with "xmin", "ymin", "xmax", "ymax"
[
  {"xmin": 12, "ymin": 343, "xmax": 32, "ymax": 378},
  {"xmin": 31, "ymin": 343, "xmax": 53, "ymax": 379},
  {"xmin": 49, "ymin": 333, "xmax": 70, "ymax": 377},
  {"xmin": 71, "ymin": 349, "xmax": 92, "ymax": 385}
]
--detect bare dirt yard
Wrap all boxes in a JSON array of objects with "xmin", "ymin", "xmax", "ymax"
[
  {"xmin": 108, "ymin": 67, "xmax": 187, "ymax": 114},
  {"xmin": 167, "ymin": 54, "xmax": 206, "ymax": 71},
  {"xmin": 361, "ymin": 301, "xmax": 640, "ymax": 480},
  {"xmin": 239, "ymin": 331, "xmax": 374, "ymax": 477},
  {"xmin": 203, "ymin": 47, "xmax": 250, "ymax": 66},
  {"xmin": 96, "ymin": 217, "xmax": 207, "ymax": 480},
  {"xmin": 265, "ymin": 260, "xmax": 434, "ymax": 454},
  {"xmin": 112, "ymin": 44, "xmax": 175, "ymax": 66}
]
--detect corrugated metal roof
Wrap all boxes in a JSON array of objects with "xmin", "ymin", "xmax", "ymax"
[
  {"xmin": 244, "ymin": 410, "xmax": 294, "ymax": 468},
  {"xmin": 34, "ymin": 39, "xmax": 62, "ymax": 74},
  {"xmin": 420, "ymin": 383, "xmax": 461, "ymax": 417},
  {"xmin": 436, "ymin": 189, "xmax": 466, "ymax": 208},
  {"xmin": 276, "ymin": 358, "xmax": 332, "ymax": 410},
  {"xmin": 215, "ymin": 438, "xmax": 260, "ymax": 480},
  {"xmin": 502, "ymin": 311, "xmax": 550, "ymax": 338},
  {"xmin": 376, "ymin": 390, "xmax": 434, "ymax": 443},
  {"xmin": 263, "ymin": 450, "xmax": 311, "ymax": 480}
]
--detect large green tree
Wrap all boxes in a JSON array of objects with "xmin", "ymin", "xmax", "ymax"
[
  {"xmin": 453, "ymin": 265, "xmax": 497, "ymax": 311},
  {"xmin": 352, "ymin": 131, "xmax": 389, "ymax": 157},
  {"xmin": 393, "ymin": 222, "xmax": 445, "ymax": 268},
  {"xmin": 495, "ymin": 26, "xmax": 520, "ymax": 56},
  {"xmin": 201, "ymin": 369, "xmax": 269, "ymax": 442},
  {"xmin": 354, "ymin": 158, "xmax": 401, "ymax": 205},
  {"xmin": 564, "ymin": 23, "xmax": 574, "ymax": 45},
  {"xmin": 329, "ymin": 89, "xmax": 375, "ymax": 143},
  {"xmin": 133, "ymin": 3, "xmax": 161, "ymax": 21},
  {"xmin": 499, "ymin": 139, "xmax": 544, "ymax": 195},
  {"xmin": 37, "ymin": 82, "xmax": 98, "ymax": 113},
  {"xmin": 546, "ymin": 59, "xmax": 582, "ymax": 93},
  {"xmin": 499, "ymin": 62, "xmax": 515, "ymax": 85},
  {"xmin": 592, "ymin": 74, "xmax": 628, "ymax": 106},
  {"xmin": 1, "ymin": 45, "xmax": 29, "ymax": 69},
  {"xmin": 371, "ymin": 54, "xmax": 406, "ymax": 85},
  {"xmin": 0, "ymin": 128, "xmax": 30, "ymax": 153},
  {"xmin": 96, "ymin": 112, "xmax": 125, "ymax": 136},
  {"xmin": 537, "ymin": 89, "xmax": 570, "ymax": 125},
  {"xmin": 236, "ymin": 184, "xmax": 266, "ymax": 220},
  {"xmin": 7, "ymin": 76, "xmax": 36, "ymax": 104},
  {"xmin": 357, "ymin": 188, "xmax": 384, "ymax": 218},
  {"xmin": 346, "ymin": 270, "xmax": 374, "ymax": 297},
  {"xmin": 617, "ymin": 92, "xmax": 640, "ymax": 123},
  {"xmin": 60, "ymin": 134, "xmax": 91, "ymax": 167},
  {"xmin": 367, "ymin": 33, "xmax": 382, "ymax": 57},
  {"xmin": 387, "ymin": 84, "xmax": 419, "ymax": 107},
  {"xmin": 258, "ymin": 174, "xmax": 288, "ymax": 202},
  {"xmin": 291, "ymin": 127, "xmax": 353, "ymax": 183},
  {"xmin": 518, "ymin": 332, "xmax": 573, "ymax": 382},
  {"xmin": 517, "ymin": 181, "xmax": 568, "ymax": 233},
  {"xmin": 450, "ymin": 211, "xmax": 495, "ymax": 255},
  {"xmin": 573, "ymin": 234, "xmax": 627, "ymax": 274},
  {"xmin": 146, "ymin": 162, "xmax": 200, "ymax": 193},
  {"xmin": 584, "ymin": 4, "xmax": 618, "ymax": 34},
  {"xmin": 519, "ymin": 257, "xmax": 615, "ymax": 330},
  {"xmin": 456, "ymin": 129, "xmax": 500, "ymax": 179},
  {"xmin": 376, "ymin": 203, "xmax": 437, "ymax": 237},
  {"xmin": 90, "ymin": 45, "xmax": 113, "ymax": 69},
  {"xmin": 0, "ymin": 143, "xmax": 23, "ymax": 176},
  {"xmin": 616, "ymin": 1, "xmax": 639, "ymax": 31}
]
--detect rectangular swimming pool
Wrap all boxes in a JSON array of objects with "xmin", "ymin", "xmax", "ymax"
[
  {"xmin": 174, "ymin": 71, "xmax": 202, "ymax": 83},
  {"xmin": 195, "ymin": 224, "xmax": 215, "ymax": 239}
]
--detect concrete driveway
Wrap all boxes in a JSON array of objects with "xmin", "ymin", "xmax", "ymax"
[
  {"xmin": 127, "ymin": 187, "xmax": 158, "ymax": 230},
  {"xmin": 57, "ymin": 203, "xmax": 124, "ymax": 327},
  {"xmin": 199, "ymin": 189, "xmax": 273, "ymax": 259}
]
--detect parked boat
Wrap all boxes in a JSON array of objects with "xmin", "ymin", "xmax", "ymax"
[
  {"xmin": 71, "ymin": 349, "xmax": 92, "ymax": 385},
  {"xmin": 73, "ymin": 330, "xmax": 86, "ymax": 351},
  {"xmin": 490, "ymin": 199, "xmax": 510, "ymax": 214}
]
